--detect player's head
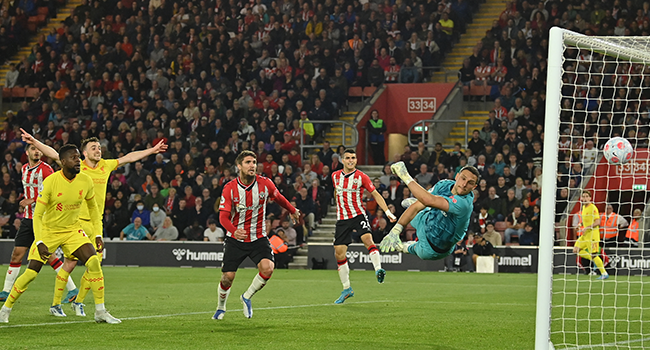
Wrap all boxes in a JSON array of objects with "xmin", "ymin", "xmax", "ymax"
[
  {"xmin": 342, "ymin": 149, "xmax": 357, "ymax": 171},
  {"xmin": 25, "ymin": 143, "xmax": 42, "ymax": 163},
  {"xmin": 81, "ymin": 137, "xmax": 102, "ymax": 162},
  {"xmin": 59, "ymin": 144, "xmax": 81, "ymax": 175},
  {"xmin": 236, "ymin": 150, "xmax": 257, "ymax": 178},
  {"xmin": 453, "ymin": 166, "xmax": 479, "ymax": 196},
  {"xmin": 581, "ymin": 190, "xmax": 592, "ymax": 204}
]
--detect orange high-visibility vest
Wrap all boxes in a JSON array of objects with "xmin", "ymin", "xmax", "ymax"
[
  {"xmin": 626, "ymin": 219, "xmax": 639, "ymax": 242},
  {"xmin": 600, "ymin": 213, "xmax": 619, "ymax": 239},
  {"xmin": 269, "ymin": 235, "xmax": 288, "ymax": 254}
]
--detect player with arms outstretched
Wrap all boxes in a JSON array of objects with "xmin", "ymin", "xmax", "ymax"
[
  {"xmin": 214, "ymin": 151, "xmax": 300, "ymax": 320},
  {"xmin": 331, "ymin": 149, "xmax": 396, "ymax": 304},
  {"xmin": 0, "ymin": 145, "xmax": 119, "ymax": 323},
  {"xmin": 0, "ymin": 144, "xmax": 78, "ymax": 302},
  {"xmin": 380, "ymin": 162, "xmax": 478, "ymax": 261},
  {"xmin": 21, "ymin": 129, "xmax": 166, "ymax": 314},
  {"xmin": 574, "ymin": 190, "xmax": 609, "ymax": 280}
]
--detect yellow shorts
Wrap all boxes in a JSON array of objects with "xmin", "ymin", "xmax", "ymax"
[
  {"xmin": 575, "ymin": 239, "xmax": 599, "ymax": 255},
  {"xmin": 80, "ymin": 220, "xmax": 99, "ymax": 250},
  {"xmin": 27, "ymin": 227, "xmax": 92, "ymax": 263}
]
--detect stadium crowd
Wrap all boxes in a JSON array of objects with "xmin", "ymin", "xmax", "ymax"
[{"xmin": 1, "ymin": 0, "xmax": 649, "ymax": 252}]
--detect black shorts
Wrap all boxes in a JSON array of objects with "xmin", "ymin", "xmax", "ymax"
[
  {"xmin": 334, "ymin": 215, "xmax": 372, "ymax": 246},
  {"xmin": 15, "ymin": 219, "xmax": 35, "ymax": 248},
  {"xmin": 222, "ymin": 236, "xmax": 274, "ymax": 272}
]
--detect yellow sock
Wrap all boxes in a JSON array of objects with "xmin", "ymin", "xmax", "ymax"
[
  {"xmin": 5, "ymin": 269, "xmax": 38, "ymax": 308},
  {"xmin": 593, "ymin": 256, "xmax": 607, "ymax": 275},
  {"xmin": 579, "ymin": 250, "xmax": 608, "ymax": 275},
  {"xmin": 85, "ymin": 255, "xmax": 105, "ymax": 305},
  {"xmin": 76, "ymin": 270, "xmax": 91, "ymax": 303},
  {"xmin": 52, "ymin": 269, "xmax": 70, "ymax": 306}
]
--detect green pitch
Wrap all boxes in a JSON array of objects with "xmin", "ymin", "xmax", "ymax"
[{"xmin": 0, "ymin": 267, "xmax": 537, "ymax": 350}]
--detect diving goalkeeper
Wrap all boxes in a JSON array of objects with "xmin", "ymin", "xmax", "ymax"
[{"xmin": 380, "ymin": 162, "xmax": 478, "ymax": 260}]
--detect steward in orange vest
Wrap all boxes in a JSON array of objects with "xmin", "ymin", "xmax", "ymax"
[
  {"xmin": 600, "ymin": 205, "xmax": 628, "ymax": 243},
  {"xmin": 624, "ymin": 208, "xmax": 642, "ymax": 246}
]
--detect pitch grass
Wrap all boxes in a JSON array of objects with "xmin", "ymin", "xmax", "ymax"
[{"xmin": 0, "ymin": 267, "xmax": 540, "ymax": 350}]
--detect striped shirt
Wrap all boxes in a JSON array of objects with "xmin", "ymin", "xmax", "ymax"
[
  {"xmin": 21, "ymin": 161, "xmax": 53, "ymax": 219},
  {"xmin": 332, "ymin": 169, "xmax": 375, "ymax": 221},
  {"xmin": 219, "ymin": 175, "xmax": 280, "ymax": 242}
]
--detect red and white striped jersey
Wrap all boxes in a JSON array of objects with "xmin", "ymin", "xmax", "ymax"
[
  {"xmin": 331, "ymin": 169, "xmax": 375, "ymax": 221},
  {"xmin": 219, "ymin": 175, "xmax": 282, "ymax": 242},
  {"xmin": 21, "ymin": 161, "xmax": 54, "ymax": 219}
]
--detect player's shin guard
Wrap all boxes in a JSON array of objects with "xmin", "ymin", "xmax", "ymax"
[
  {"xmin": 217, "ymin": 282, "xmax": 231, "ymax": 311},
  {"xmin": 2, "ymin": 263, "xmax": 21, "ymax": 293},
  {"xmin": 337, "ymin": 259, "xmax": 351, "ymax": 289},
  {"xmin": 85, "ymin": 256, "xmax": 105, "ymax": 307},
  {"xmin": 5, "ymin": 269, "xmax": 38, "ymax": 308},
  {"xmin": 243, "ymin": 273, "xmax": 270, "ymax": 299},
  {"xmin": 52, "ymin": 269, "xmax": 70, "ymax": 306},
  {"xmin": 367, "ymin": 245, "xmax": 382, "ymax": 271},
  {"xmin": 76, "ymin": 270, "xmax": 91, "ymax": 303}
]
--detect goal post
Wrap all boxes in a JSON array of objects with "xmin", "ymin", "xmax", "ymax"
[{"xmin": 536, "ymin": 27, "xmax": 650, "ymax": 350}]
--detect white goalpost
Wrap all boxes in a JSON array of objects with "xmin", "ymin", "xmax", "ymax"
[{"xmin": 536, "ymin": 27, "xmax": 650, "ymax": 350}]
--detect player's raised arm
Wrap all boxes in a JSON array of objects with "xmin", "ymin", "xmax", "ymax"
[
  {"xmin": 20, "ymin": 128, "xmax": 60, "ymax": 163},
  {"xmin": 116, "ymin": 140, "xmax": 168, "ymax": 165}
]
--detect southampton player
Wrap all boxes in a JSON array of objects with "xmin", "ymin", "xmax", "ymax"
[
  {"xmin": 0, "ymin": 144, "xmax": 78, "ymax": 302},
  {"xmin": 574, "ymin": 190, "xmax": 609, "ymax": 280},
  {"xmin": 380, "ymin": 162, "xmax": 478, "ymax": 261},
  {"xmin": 21, "ymin": 129, "xmax": 166, "ymax": 313},
  {"xmin": 0, "ymin": 145, "xmax": 119, "ymax": 323},
  {"xmin": 331, "ymin": 149, "xmax": 396, "ymax": 304},
  {"xmin": 214, "ymin": 151, "xmax": 300, "ymax": 320}
]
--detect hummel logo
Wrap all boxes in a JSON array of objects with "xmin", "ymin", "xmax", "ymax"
[{"xmin": 57, "ymin": 193, "xmax": 63, "ymax": 197}]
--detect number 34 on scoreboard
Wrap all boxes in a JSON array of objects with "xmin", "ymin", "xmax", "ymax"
[{"xmin": 407, "ymin": 97, "xmax": 437, "ymax": 113}]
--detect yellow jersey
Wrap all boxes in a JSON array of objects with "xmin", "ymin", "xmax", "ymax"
[
  {"xmin": 580, "ymin": 203, "xmax": 600, "ymax": 243},
  {"xmin": 34, "ymin": 171, "xmax": 100, "ymax": 240},
  {"xmin": 79, "ymin": 158, "xmax": 120, "ymax": 220}
]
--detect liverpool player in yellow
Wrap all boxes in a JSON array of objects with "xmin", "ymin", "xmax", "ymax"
[
  {"xmin": 0, "ymin": 145, "xmax": 120, "ymax": 323},
  {"xmin": 21, "ymin": 129, "xmax": 167, "ymax": 313},
  {"xmin": 574, "ymin": 190, "xmax": 609, "ymax": 280}
]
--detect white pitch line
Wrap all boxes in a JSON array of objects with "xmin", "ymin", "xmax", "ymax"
[
  {"xmin": 562, "ymin": 336, "xmax": 650, "ymax": 350},
  {"xmin": 0, "ymin": 300, "xmax": 392, "ymax": 329}
]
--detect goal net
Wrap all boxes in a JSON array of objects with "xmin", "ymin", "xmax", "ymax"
[{"xmin": 536, "ymin": 28, "xmax": 650, "ymax": 350}]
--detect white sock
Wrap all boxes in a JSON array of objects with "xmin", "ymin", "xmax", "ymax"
[
  {"xmin": 217, "ymin": 282, "xmax": 231, "ymax": 310},
  {"xmin": 243, "ymin": 273, "xmax": 269, "ymax": 299},
  {"xmin": 66, "ymin": 276, "xmax": 77, "ymax": 291},
  {"xmin": 2, "ymin": 265, "xmax": 21, "ymax": 292},
  {"xmin": 337, "ymin": 261, "xmax": 351, "ymax": 289},
  {"xmin": 95, "ymin": 303, "xmax": 105, "ymax": 312},
  {"xmin": 369, "ymin": 251, "xmax": 382, "ymax": 271}
]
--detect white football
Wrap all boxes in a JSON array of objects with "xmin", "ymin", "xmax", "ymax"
[{"xmin": 603, "ymin": 137, "xmax": 633, "ymax": 165}]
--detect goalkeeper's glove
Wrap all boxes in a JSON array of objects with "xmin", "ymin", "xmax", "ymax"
[
  {"xmin": 386, "ymin": 211, "xmax": 396, "ymax": 222},
  {"xmin": 380, "ymin": 223, "xmax": 404, "ymax": 253}
]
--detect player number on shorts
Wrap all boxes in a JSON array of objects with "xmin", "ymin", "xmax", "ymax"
[{"xmin": 360, "ymin": 221, "xmax": 370, "ymax": 230}]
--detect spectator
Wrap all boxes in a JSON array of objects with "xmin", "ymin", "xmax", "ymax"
[
  {"xmin": 415, "ymin": 164, "xmax": 433, "ymax": 185},
  {"xmin": 153, "ymin": 217, "xmax": 179, "ymax": 241},
  {"xmin": 471, "ymin": 233, "xmax": 496, "ymax": 268},
  {"xmin": 294, "ymin": 187, "xmax": 316, "ymax": 235},
  {"xmin": 447, "ymin": 240, "xmax": 471, "ymax": 272},
  {"xmin": 367, "ymin": 110, "xmax": 387, "ymax": 165},
  {"xmin": 481, "ymin": 186, "xmax": 503, "ymax": 221},
  {"xmin": 120, "ymin": 217, "xmax": 152, "ymax": 241},
  {"xmin": 183, "ymin": 220, "xmax": 205, "ymax": 241},
  {"xmin": 149, "ymin": 203, "xmax": 167, "ymax": 232},
  {"xmin": 470, "ymin": 206, "xmax": 493, "ymax": 235},
  {"xmin": 171, "ymin": 199, "xmax": 190, "ymax": 236},
  {"xmin": 519, "ymin": 223, "xmax": 539, "ymax": 246},
  {"xmin": 505, "ymin": 207, "xmax": 527, "ymax": 244},
  {"xmin": 131, "ymin": 201, "xmax": 151, "ymax": 228},
  {"xmin": 144, "ymin": 183, "xmax": 165, "ymax": 210},
  {"xmin": 483, "ymin": 221, "xmax": 502, "ymax": 247},
  {"xmin": 203, "ymin": 219, "xmax": 225, "ymax": 242}
]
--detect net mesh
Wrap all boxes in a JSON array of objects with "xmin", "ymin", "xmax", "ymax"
[{"xmin": 551, "ymin": 35, "xmax": 650, "ymax": 349}]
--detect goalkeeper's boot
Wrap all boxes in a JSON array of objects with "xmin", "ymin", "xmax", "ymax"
[
  {"xmin": 64, "ymin": 288, "xmax": 79, "ymax": 304},
  {"xmin": 72, "ymin": 302, "xmax": 86, "ymax": 317},
  {"xmin": 335, "ymin": 288, "xmax": 354, "ymax": 304},
  {"xmin": 95, "ymin": 309, "xmax": 121, "ymax": 324},
  {"xmin": 212, "ymin": 309, "xmax": 225, "ymax": 320},
  {"xmin": 376, "ymin": 268, "xmax": 386, "ymax": 284},
  {"xmin": 401, "ymin": 198, "xmax": 418, "ymax": 209},
  {"xmin": 0, "ymin": 305, "xmax": 11, "ymax": 323},
  {"xmin": 49, "ymin": 304, "xmax": 67, "ymax": 317},
  {"xmin": 241, "ymin": 295, "xmax": 253, "ymax": 319},
  {"xmin": 390, "ymin": 162, "xmax": 411, "ymax": 182},
  {"xmin": 596, "ymin": 274, "xmax": 609, "ymax": 280},
  {"xmin": 0, "ymin": 291, "xmax": 8, "ymax": 302}
]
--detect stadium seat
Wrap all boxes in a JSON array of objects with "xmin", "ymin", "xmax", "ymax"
[
  {"xmin": 362, "ymin": 86, "xmax": 377, "ymax": 98},
  {"xmin": 11, "ymin": 87, "xmax": 26, "ymax": 100},
  {"xmin": 25, "ymin": 88, "xmax": 41, "ymax": 100},
  {"xmin": 347, "ymin": 87, "xmax": 363, "ymax": 108},
  {"xmin": 2, "ymin": 88, "xmax": 12, "ymax": 101},
  {"xmin": 37, "ymin": 6, "xmax": 48, "ymax": 17}
]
